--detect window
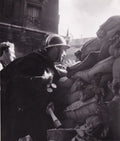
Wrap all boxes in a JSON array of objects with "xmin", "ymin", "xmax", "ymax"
[
  {"xmin": 26, "ymin": 3, "xmax": 42, "ymax": 28},
  {"xmin": 27, "ymin": 4, "xmax": 40, "ymax": 19}
]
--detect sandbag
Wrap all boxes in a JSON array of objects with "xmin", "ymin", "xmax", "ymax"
[
  {"xmin": 72, "ymin": 115, "xmax": 109, "ymax": 141},
  {"xmin": 108, "ymin": 96, "xmax": 120, "ymax": 139},
  {"xmin": 65, "ymin": 90, "xmax": 83, "ymax": 106},
  {"xmin": 97, "ymin": 15, "xmax": 120, "ymax": 41},
  {"xmin": 72, "ymin": 56, "xmax": 114, "ymax": 83},
  {"xmin": 70, "ymin": 79, "xmax": 85, "ymax": 94},
  {"xmin": 81, "ymin": 38, "xmax": 101, "ymax": 61},
  {"xmin": 108, "ymin": 30, "xmax": 120, "ymax": 57},
  {"xmin": 97, "ymin": 16, "xmax": 120, "ymax": 61},
  {"xmin": 63, "ymin": 97, "xmax": 98, "ymax": 124},
  {"xmin": 67, "ymin": 51, "xmax": 100, "ymax": 77}
]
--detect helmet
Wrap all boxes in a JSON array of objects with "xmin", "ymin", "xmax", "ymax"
[{"xmin": 45, "ymin": 34, "xmax": 70, "ymax": 49}]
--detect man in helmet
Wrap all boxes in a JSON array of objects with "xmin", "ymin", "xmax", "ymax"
[
  {"xmin": 45, "ymin": 34, "xmax": 70, "ymax": 77},
  {"xmin": 1, "ymin": 34, "xmax": 70, "ymax": 141}
]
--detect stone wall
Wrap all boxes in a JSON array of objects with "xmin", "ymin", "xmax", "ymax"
[{"xmin": 0, "ymin": 22, "xmax": 49, "ymax": 57}]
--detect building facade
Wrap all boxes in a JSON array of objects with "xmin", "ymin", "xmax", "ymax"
[{"xmin": 0, "ymin": 0, "xmax": 59, "ymax": 56}]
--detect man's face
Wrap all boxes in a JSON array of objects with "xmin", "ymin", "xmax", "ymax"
[
  {"xmin": 0, "ymin": 49, "xmax": 11, "ymax": 63},
  {"xmin": 47, "ymin": 46, "xmax": 66, "ymax": 63}
]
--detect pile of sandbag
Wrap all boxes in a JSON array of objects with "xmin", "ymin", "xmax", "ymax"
[
  {"xmin": 61, "ymin": 74, "xmax": 120, "ymax": 140},
  {"xmin": 56, "ymin": 16, "xmax": 120, "ymax": 141}
]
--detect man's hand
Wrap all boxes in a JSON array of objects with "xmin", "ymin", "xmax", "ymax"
[{"xmin": 55, "ymin": 64, "xmax": 68, "ymax": 77}]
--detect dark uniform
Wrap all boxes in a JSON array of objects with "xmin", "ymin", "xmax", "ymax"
[{"xmin": 1, "ymin": 49, "xmax": 60, "ymax": 141}]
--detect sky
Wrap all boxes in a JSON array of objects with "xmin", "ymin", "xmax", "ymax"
[{"xmin": 59, "ymin": 0, "xmax": 120, "ymax": 38}]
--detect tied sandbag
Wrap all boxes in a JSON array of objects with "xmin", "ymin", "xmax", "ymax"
[
  {"xmin": 97, "ymin": 16, "xmax": 120, "ymax": 61},
  {"xmin": 97, "ymin": 15, "xmax": 120, "ymax": 41},
  {"xmin": 72, "ymin": 56, "xmax": 114, "ymax": 83},
  {"xmin": 109, "ymin": 31, "xmax": 120, "ymax": 58},
  {"xmin": 80, "ymin": 38, "xmax": 101, "ymax": 61},
  {"xmin": 72, "ymin": 115, "xmax": 109, "ymax": 141},
  {"xmin": 63, "ymin": 97, "xmax": 98, "ymax": 124},
  {"xmin": 67, "ymin": 51, "xmax": 100, "ymax": 77}
]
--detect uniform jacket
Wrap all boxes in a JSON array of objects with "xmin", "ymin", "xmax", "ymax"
[{"xmin": 1, "ymin": 49, "xmax": 60, "ymax": 141}]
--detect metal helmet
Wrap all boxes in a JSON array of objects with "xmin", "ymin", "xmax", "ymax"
[{"xmin": 45, "ymin": 34, "xmax": 70, "ymax": 49}]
